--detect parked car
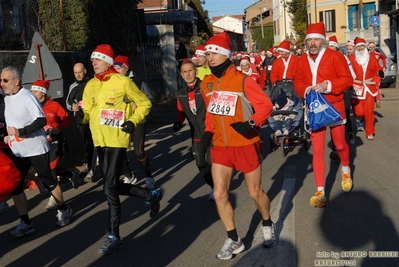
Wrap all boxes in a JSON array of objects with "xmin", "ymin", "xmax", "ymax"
[{"xmin": 340, "ymin": 46, "xmax": 396, "ymax": 88}]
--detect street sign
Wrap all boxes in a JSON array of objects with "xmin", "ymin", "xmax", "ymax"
[{"xmin": 370, "ymin": 16, "xmax": 380, "ymax": 27}]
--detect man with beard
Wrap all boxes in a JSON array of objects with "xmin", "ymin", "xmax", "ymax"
[
  {"xmin": 294, "ymin": 22, "xmax": 353, "ymax": 208},
  {"xmin": 348, "ymin": 38, "xmax": 383, "ymax": 141}
]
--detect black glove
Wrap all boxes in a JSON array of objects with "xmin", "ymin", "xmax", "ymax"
[
  {"xmin": 230, "ymin": 121, "xmax": 254, "ymax": 135},
  {"xmin": 378, "ymin": 70, "xmax": 385, "ymax": 78},
  {"xmin": 121, "ymin": 121, "xmax": 135, "ymax": 134},
  {"xmin": 173, "ymin": 121, "xmax": 183, "ymax": 132},
  {"xmin": 201, "ymin": 131, "xmax": 213, "ymax": 148}
]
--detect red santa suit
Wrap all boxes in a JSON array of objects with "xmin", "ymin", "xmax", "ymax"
[
  {"xmin": 348, "ymin": 51, "xmax": 382, "ymax": 137},
  {"xmin": 270, "ymin": 54, "xmax": 298, "ymax": 85},
  {"xmin": 254, "ymin": 55, "xmax": 266, "ymax": 88},
  {"xmin": 369, "ymin": 50, "xmax": 386, "ymax": 102},
  {"xmin": 294, "ymin": 47, "xmax": 352, "ymax": 188}
]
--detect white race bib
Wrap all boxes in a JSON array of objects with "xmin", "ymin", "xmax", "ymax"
[
  {"xmin": 100, "ymin": 109, "xmax": 125, "ymax": 128},
  {"xmin": 207, "ymin": 91, "xmax": 238, "ymax": 116}
]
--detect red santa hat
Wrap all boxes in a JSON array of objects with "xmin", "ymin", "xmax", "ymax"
[
  {"xmin": 305, "ymin": 22, "xmax": 326, "ymax": 40},
  {"xmin": 266, "ymin": 48, "xmax": 273, "ymax": 55},
  {"xmin": 354, "ymin": 37, "xmax": 366, "ymax": 47},
  {"xmin": 30, "ymin": 80, "xmax": 50, "ymax": 94},
  {"xmin": 240, "ymin": 58, "xmax": 250, "ymax": 66},
  {"xmin": 277, "ymin": 40, "xmax": 291, "ymax": 53},
  {"xmin": 328, "ymin": 35, "xmax": 339, "ymax": 48},
  {"xmin": 195, "ymin": 45, "xmax": 206, "ymax": 57},
  {"xmin": 91, "ymin": 44, "xmax": 114, "ymax": 65},
  {"xmin": 205, "ymin": 32, "xmax": 231, "ymax": 57},
  {"xmin": 113, "ymin": 55, "xmax": 130, "ymax": 67},
  {"xmin": 368, "ymin": 42, "xmax": 376, "ymax": 48}
]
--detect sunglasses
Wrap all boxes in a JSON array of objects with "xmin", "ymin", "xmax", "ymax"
[{"xmin": 0, "ymin": 78, "xmax": 14, "ymax": 83}]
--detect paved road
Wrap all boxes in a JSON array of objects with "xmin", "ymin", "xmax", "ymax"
[{"xmin": 1, "ymin": 88, "xmax": 398, "ymax": 267}]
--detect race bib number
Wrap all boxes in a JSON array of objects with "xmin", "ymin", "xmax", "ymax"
[
  {"xmin": 352, "ymin": 84, "xmax": 364, "ymax": 96},
  {"xmin": 189, "ymin": 99, "xmax": 197, "ymax": 115},
  {"xmin": 100, "ymin": 109, "xmax": 125, "ymax": 128},
  {"xmin": 208, "ymin": 91, "xmax": 238, "ymax": 116},
  {"xmin": 267, "ymin": 65, "xmax": 272, "ymax": 71}
]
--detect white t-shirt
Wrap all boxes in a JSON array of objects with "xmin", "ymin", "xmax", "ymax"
[{"xmin": 4, "ymin": 88, "xmax": 49, "ymax": 157}]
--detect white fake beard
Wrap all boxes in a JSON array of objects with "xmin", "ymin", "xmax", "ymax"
[{"xmin": 355, "ymin": 49, "xmax": 369, "ymax": 65}]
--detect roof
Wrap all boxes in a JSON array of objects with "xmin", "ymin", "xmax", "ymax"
[{"xmin": 212, "ymin": 14, "xmax": 244, "ymax": 22}]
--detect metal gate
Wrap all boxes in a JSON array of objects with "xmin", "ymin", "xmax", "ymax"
[{"xmin": 140, "ymin": 41, "xmax": 163, "ymax": 101}]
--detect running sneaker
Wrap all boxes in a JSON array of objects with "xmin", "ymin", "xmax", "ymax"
[
  {"xmin": 262, "ymin": 223, "xmax": 277, "ymax": 248},
  {"xmin": 348, "ymin": 132, "xmax": 355, "ymax": 145},
  {"xmin": 123, "ymin": 174, "xmax": 137, "ymax": 185},
  {"xmin": 367, "ymin": 134, "xmax": 374, "ymax": 140},
  {"xmin": 45, "ymin": 196, "xmax": 58, "ymax": 211},
  {"xmin": 145, "ymin": 177, "xmax": 155, "ymax": 189},
  {"xmin": 10, "ymin": 220, "xmax": 35, "ymax": 237},
  {"xmin": 310, "ymin": 191, "xmax": 327, "ymax": 208},
  {"xmin": 70, "ymin": 168, "xmax": 80, "ymax": 189},
  {"xmin": 341, "ymin": 170, "xmax": 353, "ymax": 192},
  {"xmin": 208, "ymin": 188, "xmax": 215, "ymax": 201},
  {"xmin": 97, "ymin": 234, "xmax": 124, "ymax": 255},
  {"xmin": 84, "ymin": 171, "xmax": 94, "ymax": 183},
  {"xmin": 0, "ymin": 202, "xmax": 10, "ymax": 215},
  {"xmin": 56, "ymin": 206, "xmax": 73, "ymax": 227},
  {"xmin": 216, "ymin": 237, "xmax": 245, "ymax": 260},
  {"xmin": 356, "ymin": 120, "xmax": 365, "ymax": 132},
  {"xmin": 144, "ymin": 188, "xmax": 163, "ymax": 218}
]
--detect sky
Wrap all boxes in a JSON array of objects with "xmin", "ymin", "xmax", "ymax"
[{"xmin": 203, "ymin": 0, "xmax": 259, "ymax": 19}]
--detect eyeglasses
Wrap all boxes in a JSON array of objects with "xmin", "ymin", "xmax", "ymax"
[{"xmin": 0, "ymin": 78, "xmax": 14, "ymax": 83}]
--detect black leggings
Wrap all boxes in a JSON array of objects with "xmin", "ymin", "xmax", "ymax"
[
  {"xmin": 121, "ymin": 122, "xmax": 151, "ymax": 177},
  {"xmin": 11, "ymin": 151, "xmax": 58, "ymax": 195},
  {"xmin": 192, "ymin": 141, "xmax": 213, "ymax": 188},
  {"xmin": 97, "ymin": 147, "xmax": 152, "ymax": 237}
]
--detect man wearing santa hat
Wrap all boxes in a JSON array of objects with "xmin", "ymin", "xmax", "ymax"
[
  {"xmin": 368, "ymin": 41, "xmax": 386, "ymax": 108},
  {"xmin": 82, "ymin": 44, "xmax": 162, "ymax": 255},
  {"xmin": 348, "ymin": 38, "xmax": 383, "ymax": 141},
  {"xmin": 294, "ymin": 22, "xmax": 353, "ymax": 208},
  {"xmin": 195, "ymin": 45, "xmax": 211, "ymax": 80},
  {"xmin": 1, "ymin": 66, "xmax": 73, "ymax": 236},
  {"xmin": 200, "ymin": 32, "xmax": 276, "ymax": 260},
  {"xmin": 269, "ymin": 39, "xmax": 299, "ymax": 86},
  {"xmin": 326, "ymin": 36, "xmax": 356, "ymax": 160}
]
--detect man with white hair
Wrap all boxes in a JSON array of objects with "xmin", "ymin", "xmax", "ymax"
[
  {"xmin": 294, "ymin": 22, "xmax": 353, "ymax": 208},
  {"xmin": 348, "ymin": 38, "xmax": 383, "ymax": 141}
]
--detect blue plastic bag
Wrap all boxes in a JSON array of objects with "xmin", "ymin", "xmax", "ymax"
[{"xmin": 306, "ymin": 90, "xmax": 341, "ymax": 131}]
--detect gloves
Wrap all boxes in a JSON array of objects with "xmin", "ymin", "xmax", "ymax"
[
  {"xmin": 121, "ymin": 121, "xmax": 135, "ymax": 134},
  {"xmin": 173, "ymin": 121, "xmax": 183, "ymax": 132},
  {"xmin": 201, "ymin": 131, "xmax": 213, "ymax": 148},
  {"xmin": 378, "ymin": 70, "xmax": 385, "ymax": 78},
  {"xmin": 230, "ymin": 121, "xmax": 254, "ymax": 135}
]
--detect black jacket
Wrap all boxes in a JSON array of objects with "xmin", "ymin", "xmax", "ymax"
[{"xmin": 176, "ymin": 78, "xmax": 207, "ymax": 139}]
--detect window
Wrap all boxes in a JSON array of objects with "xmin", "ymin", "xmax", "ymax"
[
  {"xmin": 319, "ymin": 10, "xmax": 336, "ymax": 33},
  {"xmin": 363, "ymin": 3, "xmax": 376, "ymax": 29},
  {"xmin": 348, "ymin": 5, "xmax": 360, "ymax": 30},
  {"xmin": 348, "ymin": 3, "xmax": 376, "ymax": 30}
]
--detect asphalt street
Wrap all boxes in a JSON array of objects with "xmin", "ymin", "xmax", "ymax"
[{"xmin": 1, "ymin": 87, "xmax": 398, "ymax": 267}]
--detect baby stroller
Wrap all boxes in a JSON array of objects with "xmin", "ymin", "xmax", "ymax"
[{"xmin": 268, "ymin": 79, "xmax": 311, "ymax": 157}]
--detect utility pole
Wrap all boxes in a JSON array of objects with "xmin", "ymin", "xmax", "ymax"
[{"xmin": 260, "ymin": 7, "xmax": 264, "ymax": 38}]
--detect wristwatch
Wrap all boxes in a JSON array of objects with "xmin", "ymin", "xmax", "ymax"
[{"xmin": 249, "ymin": 119, "xmax": 256, "ymax": 128}]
